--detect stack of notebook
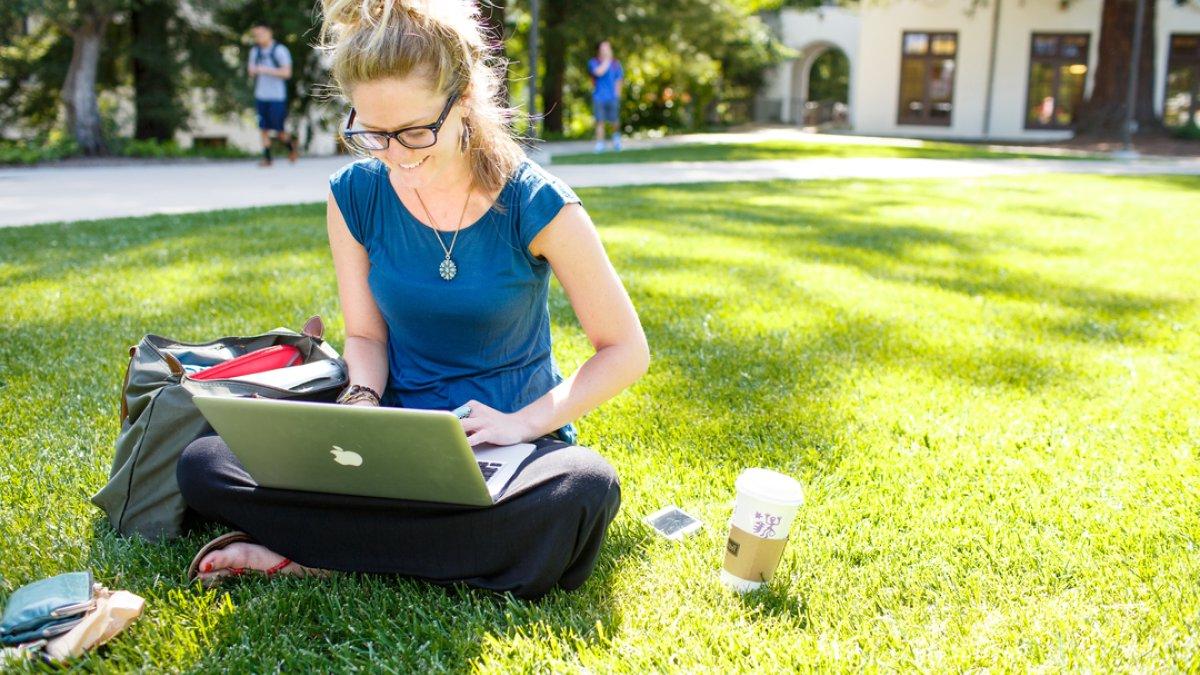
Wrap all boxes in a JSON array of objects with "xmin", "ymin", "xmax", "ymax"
[{"xmin": 188, "ymin": 345, "xmax": 344, "ymax": 391}]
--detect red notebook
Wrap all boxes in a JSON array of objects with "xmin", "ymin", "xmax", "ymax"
[{"xmin": 190, "ymin": 345, "xmax": 302, "ymax": 381}]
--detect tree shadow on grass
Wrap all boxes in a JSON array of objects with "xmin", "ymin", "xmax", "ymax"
[
  {"xmin": 594, "ymin": 178, "xmax": 1185, "ymax": 348},
  {"xmin": 616, "ymin": 254, "xmax": 1084, "ymax": 396}
]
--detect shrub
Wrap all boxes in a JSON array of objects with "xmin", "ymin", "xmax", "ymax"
[
  {"xmin": 1169, "ymin": 122, "xmax": 1200, "ymax": 141},
  {"xmin": 0, "ymin": 137, "xmax": 79, "ymax": 165},
  {"xmin": 114, "ymin": 138, "xmax": 252, "ymax": 160}
]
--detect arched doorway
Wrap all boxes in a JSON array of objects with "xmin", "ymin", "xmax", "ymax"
[{"xmin": 790, "ymin": 43, "xmax": 851, "ymax": 128}]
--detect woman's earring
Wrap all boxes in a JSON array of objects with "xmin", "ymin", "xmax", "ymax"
[{"xmin": 459, "ymin": 121, "xmax": 471, "ymax": 155}]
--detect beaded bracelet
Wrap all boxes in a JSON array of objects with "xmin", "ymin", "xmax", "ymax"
[{"xmin": 336, "ymin": 384, "xmax": 381, "ymax": 406}]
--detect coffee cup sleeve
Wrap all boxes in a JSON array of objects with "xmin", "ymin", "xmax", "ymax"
[{"xmin": 723, "ymin": 525, "xmax": 789, "ymax": 582}]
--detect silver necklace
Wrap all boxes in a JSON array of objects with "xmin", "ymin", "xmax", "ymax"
[{"xmin": 412, "ymin": 188, "xmax": 471, "ymax": 281}]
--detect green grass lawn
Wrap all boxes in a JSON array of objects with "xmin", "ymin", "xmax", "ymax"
[
  {"xmin": 552, "ymin": 139, "xmax": 1101, "ymax": 165},
  {"xmin": 2, "ymin": 173, "xmax": 1198, "ymax": 670}
]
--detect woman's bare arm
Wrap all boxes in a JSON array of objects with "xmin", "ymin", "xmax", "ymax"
[
  {"xmin": 460, "ymin": 202, "xmax": 649, "ymax": 445},
  {"xmin": 327, "ymin": 192, "xmax": 389, "ymax": 400}
]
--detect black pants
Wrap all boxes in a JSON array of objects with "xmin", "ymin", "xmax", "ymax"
[{"xmin": 176, "ymin": 434, "xmax": 621, "ymax": 600}]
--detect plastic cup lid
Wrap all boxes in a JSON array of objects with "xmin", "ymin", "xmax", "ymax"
[{"xmin": 736, "ymin": 468, "xmax": 804, "ymax": 506}]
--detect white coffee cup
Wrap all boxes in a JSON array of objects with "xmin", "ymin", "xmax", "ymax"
[{"xmin": 720, "ymin": 468, "xmax": 804, "ymax": 592}]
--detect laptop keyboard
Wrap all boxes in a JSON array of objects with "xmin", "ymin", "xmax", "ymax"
[{"xmin": 477, "ymin": 461, "xmax": 503, "ymax": 481}]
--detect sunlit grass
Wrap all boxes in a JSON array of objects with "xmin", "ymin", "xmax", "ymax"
[
  {"xmin": 1, "ymin": 174, "xmax": 1198, "ymax": 670},
  {"xmin": 552, "ymin": 139, "xmax": 1105, "ymax": 165}
]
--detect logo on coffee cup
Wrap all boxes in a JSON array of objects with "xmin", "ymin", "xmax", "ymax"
[
  {"xmin": 726, "ymin": 538, "xmax": 741, "ymax": 556},
  {"xmin": 752, "ymin": 511, "xmax": 782, "ymax": 538}
]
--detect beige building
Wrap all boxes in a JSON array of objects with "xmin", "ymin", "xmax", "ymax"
[{"xmin": 759, "ymin": 0, "xmax": 1200, "ymax": 141}]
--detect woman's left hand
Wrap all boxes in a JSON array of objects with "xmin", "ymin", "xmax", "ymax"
[{"xmin": 458, "ymin": 400, "xmax": 534, "ymax": 447}]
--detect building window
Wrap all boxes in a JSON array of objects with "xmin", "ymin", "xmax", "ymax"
[
  {"xmin": 897, "ymin": 31, "xmax": 957, "ymax": 126},
  {"xmin": 1025, "ymin": 33, "xmax": 1090, "ymax": 129},
  {"xmin": 1165, "ymin": 34, "xmax": 1200, "ymax": 128}
]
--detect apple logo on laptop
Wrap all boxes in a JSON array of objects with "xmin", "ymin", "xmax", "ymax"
[{"xmin": 330, "ymin": 445, "xmax": 363, "ymax": 467}]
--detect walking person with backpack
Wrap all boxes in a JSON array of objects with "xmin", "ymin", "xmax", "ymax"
[{"xmin": 248, "ymin": 22, "xmax": 299, "ymax": 166}]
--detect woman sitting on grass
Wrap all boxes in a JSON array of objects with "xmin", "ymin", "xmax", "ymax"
[{"xmin": 174, "ymin": 0, "xmax": 649, "ymax": 600}]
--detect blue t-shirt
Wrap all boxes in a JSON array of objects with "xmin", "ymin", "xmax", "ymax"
[
  {"xmin": 249, "ymin": 42, "xmax": 291, "ymax": 102},
  {"xmin": 588, "ymin": 58, "xmax": 624, "ymax": 102},
  {"xmin": 328, "ymin": 158, "xmax": 580, "ymax": 443}
]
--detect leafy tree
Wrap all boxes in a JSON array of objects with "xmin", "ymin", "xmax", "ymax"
[
  {"xmin": 0, "ymin": 0, "xmax": 130, "ymax": 154},
  {"xmin": 538, "ymin": 0, "xmax": 571, "ymax": 134},
  {"xmin": 130, "ymin": 0, "xmax": 187, "ymax": 140},
  {"xmin": 0, "ymin": 0, "xmax": 325, "ymax": 152},
  {"xmin": 0, "ymin": 17, "xmax": 74, "ymax": 133},
  {"xmin": 536, "ymin": 0, "xmax": 788, "ymax": 135},
  {"xmin": 1, "ymin": 1, "xmax": 202, "ymax": 150},
  {"xmin": 2, "ymin": 0, "xmax": 788, "ymax": 153},
  {"xmin": 480, "ymin": 0, "xmax": 510, "ymax": 106}
]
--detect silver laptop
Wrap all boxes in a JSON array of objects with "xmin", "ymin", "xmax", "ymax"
[{"xmin": 192, "ymin": 395, "xmax": 536, "ymax": 506}]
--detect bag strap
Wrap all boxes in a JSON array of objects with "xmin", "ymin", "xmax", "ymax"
[
  {"xmin": 163, "ymin": 352, "xmax": 185, "ymax": 378},
  {"xmin": 118, "ymin": 346, "xmax": 136, "ymax": 425},
  {"xmin": 254, "ymin": 43, "xmax": 281, "ymax": 69},
  {"xmin": 302, "ymin": 315, "xmax": 324, "ymax": 340}
]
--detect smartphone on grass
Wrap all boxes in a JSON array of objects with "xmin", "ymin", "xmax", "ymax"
[{"xmin": 644, "ymin": 505, "xmax": 703, "ymax": 540}]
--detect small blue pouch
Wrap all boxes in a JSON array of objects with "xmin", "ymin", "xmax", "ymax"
[{"xmin": 0, "ymin": 572, "xmax": 95, "ymax": 647}]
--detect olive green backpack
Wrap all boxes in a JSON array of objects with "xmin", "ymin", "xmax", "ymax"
[{"xmin": 92, "ymin": 316, "xmax": 348, "ymax": 539}]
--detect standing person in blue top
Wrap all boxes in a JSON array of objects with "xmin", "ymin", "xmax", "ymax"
[
  {"xmin": 588, "ymin": 40, "xmax": 624, "ymax": 153},
  {"xmin": 175, "ymin": 0, "xmax": 650, "ymax": 601},
  {"xmin": 248, "ymin": 22, "xmax": 298, "ymax": 167}
]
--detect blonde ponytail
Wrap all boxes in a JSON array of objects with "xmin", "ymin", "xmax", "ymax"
[{"xmin": 319, "ymin": 0, "xmax": 525, "ymax": 193}]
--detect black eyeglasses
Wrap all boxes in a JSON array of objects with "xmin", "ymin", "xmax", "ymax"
[{"xmin": 342, "ymin": 94, "xmax": 459, "ymax": 151}]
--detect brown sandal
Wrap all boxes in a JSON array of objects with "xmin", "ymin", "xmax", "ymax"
[{"xmin": 187, "ymin": 531, "xmax": 328, "ymax": 588}]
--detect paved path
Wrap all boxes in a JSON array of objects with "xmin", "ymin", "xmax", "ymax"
[
  {"xmin": 2, "ymin": 145, "xmax": 1198, "ymax": 228},
  {"xmin": 538, "ymin": 126, "xmax": 1108, "ymax": 157}
]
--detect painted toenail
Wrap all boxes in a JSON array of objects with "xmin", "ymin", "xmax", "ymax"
[{"xmin": 203, "ymin": 562, "xmax": 212, "ymax": 572}]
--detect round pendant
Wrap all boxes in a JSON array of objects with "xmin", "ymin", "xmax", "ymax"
[{"xmin": 439, "ymin": 257, "xmax": 458, "ymax": 281}]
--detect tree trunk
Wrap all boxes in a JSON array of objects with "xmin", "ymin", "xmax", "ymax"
[
  {"xmin": 1075, "ymin": 0, "xmax": 1159, "ymax": 137},
  {"xmin": 480, "ymin": 0, "xmax": 509, "ymax": 107},
  {"xmin": 62, "ymin": 14, "xmax": 110, "ymax": 155},
  {"xmin": 133, "ymin": 0, "xmax": 181, "ymax": 141},
  {"xmin": 539, "ymin": 1, "xmax": 568, "ymax": 134}
]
